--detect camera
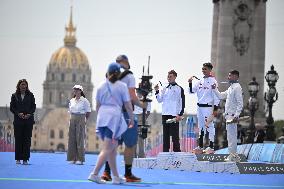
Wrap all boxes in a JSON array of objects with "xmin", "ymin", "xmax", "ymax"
[
  {"xmin": 137, "ymin": 75, "xmax": 153, "ymax": 102},
  {"xmin": 136, "ymin": 56, "xmax": 153, "ymax": 139}
]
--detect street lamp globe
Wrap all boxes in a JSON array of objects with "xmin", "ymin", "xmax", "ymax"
[
  {"xmin": 268, "ymin": 86, "xmax": 277, "ymax": 99},
  {"xmin": 248, "ymin": 96, "xmax": 259, "ymax": 110},
  {"xmin": 265, "ymin": 65, "xmax": 279, "ymax": 87},
  {"xmin": 248, "ymin": 77, "xmax": 259, "ymax": 97}
]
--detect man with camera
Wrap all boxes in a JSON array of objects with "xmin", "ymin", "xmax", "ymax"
[
  {"xmin": 154, "ymin": 70, "xmax": 185, "ymax": 152},
  {"xmin": 101, "ymin": 55, "xmax": 146, "ymax": 182}
]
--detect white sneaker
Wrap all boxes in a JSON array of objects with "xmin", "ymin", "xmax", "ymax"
[
  {"xmin": 75, "ymin": 161, "xmax": 83, "ymax": 165},
  {"xmin": 192, "ymin": 146, "xmax": 204, "ymax": 154},
  {"xmin": 225, "ymin": 153, "xmax": 241, "ymax": 162},
  {"xmin": 194, "ymin": 146, "xmax": 203, "ymax": 150},
  {"xmin": 203, "ymin": 147, "xmax": 214, "ymax": 154},
  {"xmin": 88, "ymin": 174, "xmax": 106, "ymax": 184},
  {"xmin": 69, "ymin": 161, "xmax": 76, "ymax": 164},
  {"xmin": 232, "ymin": 153, "xmax": 241, "ymax": 162},
  {"xmin": 224, "ymin": 153, "xmax": 234, "ymax": 162},
  {"xmin": 112, "ymin": 176, "xmax": 126, "ymax": 184},
  {"xmin": 23, "ymin": 161, "xmax": 29, "ymax": 165}
]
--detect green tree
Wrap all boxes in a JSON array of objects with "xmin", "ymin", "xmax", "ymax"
[{"xmin": 274, "ymin": 120, "xmax": 284, "ymax": 139}]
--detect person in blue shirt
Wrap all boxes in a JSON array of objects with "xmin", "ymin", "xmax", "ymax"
[{"xmin": 88, "ymin": 62, "xmax": 134, "ymax": 184}]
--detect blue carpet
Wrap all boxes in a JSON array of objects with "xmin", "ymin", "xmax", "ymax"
[{"xmin": 0, "ymin": 152, "xmax": 284, "ymax": 189}]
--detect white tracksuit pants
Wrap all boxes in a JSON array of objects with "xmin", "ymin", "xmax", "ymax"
[
  {"xmin": 197, "ymin": 106, "xmax": 215, "ymax": 142},
  {"xmin": 225, "ymin": 115, "xmax": 238, "ymax": 154}
]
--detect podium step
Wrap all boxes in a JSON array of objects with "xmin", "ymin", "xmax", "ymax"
[
  {"xmin": 133, "ymin": 152, "xmax": 284, "ymax": 174},
  {"xmin": 237, "ymin": 162, "xmax": 284, "ymax": 174},
  {"xmin": 196, "ymin": 154, "xmax": 247, "ymax": 162}
]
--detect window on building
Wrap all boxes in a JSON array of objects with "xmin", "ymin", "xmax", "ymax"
[
  {"xmin": 57, "ymin": 143, "xmax": 65, "ymax": 151},
  {"xmin": 95, "ymin": 143, "xmax": 99, "ymax": 149},
  {"xmin": 59, "ymin": 92, "xmax": 65, "ymax": 106},
  {"xmin": 82, "ymin": 75, "xmax": 86, "ymax": 82},
  {"xmin": 34, "ymin": 134, "xmax": 36, "ymax": 138},
  {"xmin": 50, "ymin": 130, "xmax": 55, "ymax": 138},
  {"xmin": 49, "ymin": 92, "xmax": 52, "ymax": 103},
  {"xmin": 59, "ymin": 130, "xmax": 64, "ymax": 139},
  {"xmin": 72, "ymin": 74, "xmax": 76, "ymax": 82},
  {"xmin": 61, "ymin": 73, "xmax": 65, "ymax": 82},
  {"xmin": 51, "ymin": 73, "xmax": 55, "ymax": 81},
  {"xmin": 34, "ymin": 141, "xmax": 36, "ymax": 146}
]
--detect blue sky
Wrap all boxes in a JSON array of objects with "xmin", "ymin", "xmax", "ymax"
[{"xmin": 0, "ymin": 0, "xmax": 283, "ymax": 120}]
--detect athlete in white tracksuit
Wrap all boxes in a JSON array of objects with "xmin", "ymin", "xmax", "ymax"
[
  {"xmin": 155, "ymin": 70, "xmax": 185, "ymax": 152},
  {"xmin": 212, "ymin": 70, "xmax": 243, "ymax": 161},
  {"xmin": 188, "ymin": 63, "xmax": 219, "ymax": 151}
]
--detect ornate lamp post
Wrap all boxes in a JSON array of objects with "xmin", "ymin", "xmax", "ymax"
[
  {"xmin": 246, "ymin": 77, "xmax": 259, "ymax": 143},
  {"xmin": 264, "ymin": 65, "xmax": 279, "ymax": 141}
]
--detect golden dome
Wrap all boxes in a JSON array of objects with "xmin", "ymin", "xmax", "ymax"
[
  {"xmin": 48, "ymin": 6, "xmax": 89, "ymax": 69},
  {"xmin": 49, "ymin": 46, "xmax": 89, "ymax": 69}
]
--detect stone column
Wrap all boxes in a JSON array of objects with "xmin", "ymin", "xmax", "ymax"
[
  {"xmin": 211, "ymin": 1, "xmax": 219, "ymax": 68},
  {"xmin": 211, "ymin": 0, "xmax": 266, "ymax": 116}
]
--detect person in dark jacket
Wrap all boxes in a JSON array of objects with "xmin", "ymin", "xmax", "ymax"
[{"xmin": 10, "ymin": 79, "xmax": 36, "ymax": 165}]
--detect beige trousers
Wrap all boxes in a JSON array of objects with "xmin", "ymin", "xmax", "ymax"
[{"xmin": 67, "ymin": 114, "xmax": 86, "ymax": 162}]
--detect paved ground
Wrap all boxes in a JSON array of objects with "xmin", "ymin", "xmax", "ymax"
[{"xmin": 1, "ymin": 152, "xmax": 284, "ymax": 189}]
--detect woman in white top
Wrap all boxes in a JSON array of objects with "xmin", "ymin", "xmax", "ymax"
[
  {"xmin": 88, "ymin": 62, "xmax": 134, "ymax": 184},
  {"xmin": 67, "ymin": 85, "xmax": 91, "ymax": 165}
]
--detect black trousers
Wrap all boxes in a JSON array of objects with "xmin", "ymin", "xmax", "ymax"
[
  {"xmin": 162, "ymin": 115, "xmax": 181, "ymax": 152},
  {"xmin": 14, "ymin": 124, "xmax": 33, "ymax": 161}
]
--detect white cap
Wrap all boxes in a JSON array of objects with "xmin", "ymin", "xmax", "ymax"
[{"xmin": 73, "ymin": 85, "xmax": 83, "ymax": 91}]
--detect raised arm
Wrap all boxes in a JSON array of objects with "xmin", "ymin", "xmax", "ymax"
[
  {"xmin": 154, "ymin": 84, "xmax": 164, "ymax": 103},
  {"xmin": 212, "ymin": 84, "xmax": 227, "ymax": 100}
]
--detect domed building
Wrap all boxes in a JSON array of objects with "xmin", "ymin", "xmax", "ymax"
[
  {"xmin": 42, "ymin": 8, "xmax": 93, "ymax": 108},
  {"xmin": 29, "ymin": 8, "xmax": 98, "ymax": 152}
]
